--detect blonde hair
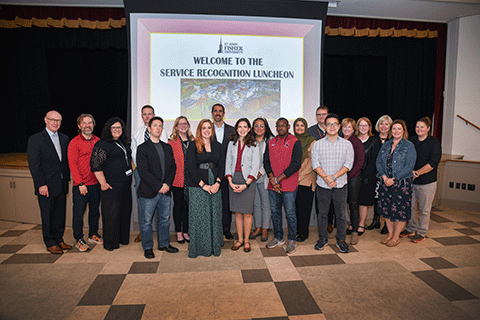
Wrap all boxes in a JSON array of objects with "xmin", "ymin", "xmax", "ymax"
[
  {"xmin": 341, "ymin": 118, "xmax": 357, "ymax": 132},
  {"xmin": 375, "ymin": 115, "xmax": 393, "ymax": 133},
  {"xmin": 170, "ymin": 116, "xmax": 194, "ymax": 141}
]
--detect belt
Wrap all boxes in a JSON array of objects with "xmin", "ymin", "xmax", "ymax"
[{"xmin": 199, "ymin": 162, "xmax": 214, "ymax": 170}]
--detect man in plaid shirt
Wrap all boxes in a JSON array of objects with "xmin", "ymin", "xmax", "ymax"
[{"xmin": 311, "ymin": 114, "xmax": 354, "ymax": 253}]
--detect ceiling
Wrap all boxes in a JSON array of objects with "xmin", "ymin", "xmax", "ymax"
[{"xmin": 1, "ymin": 0, "xmax": 480, "ymax": 23}]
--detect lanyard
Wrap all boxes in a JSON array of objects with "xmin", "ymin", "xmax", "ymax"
[{"xmin": 114, "ymin": 141, "xmax": 130, "ymax": 167}]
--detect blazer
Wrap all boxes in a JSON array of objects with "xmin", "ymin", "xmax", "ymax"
[
  {"xmin": 136, "ymin": 139, "xmax": 176, "ymax": 199},
  {"xmin": 376, "ymin": 138, "xmax": 416, "ymax": 182},
  {"xmin": 27, "ymin": 129, "xmax": 70, "ymax": 197},
  {"xmin": 220, "ymin": 123, "xmax": 234, "ymax": 155},
  {"xmin": 225, "ymin": 140, "xmax": 261, "ymax": 182}
]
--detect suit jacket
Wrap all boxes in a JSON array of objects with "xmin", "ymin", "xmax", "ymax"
[
  {"xmin": 27, "ymin": 129, "xmax": 70, "ymax": 197},
  {"xmin": 220, "ymin": 123, "xmax": 234, "ymax": 155},
  {"xmin": 136, "ymin": 139, "xmax": 176, "ymax": 199}
]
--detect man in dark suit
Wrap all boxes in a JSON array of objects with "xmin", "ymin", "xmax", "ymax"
[
  {"xmin": 211, "ymin": 103, "xmax": 235, "ymax": 240},
  {"xmin": 136, "ymin": 116, "xmax": 178, "ymax": 259},
  {"xmin": 27, "ymin": 110, "xmax": 71, "ymax": 254}
]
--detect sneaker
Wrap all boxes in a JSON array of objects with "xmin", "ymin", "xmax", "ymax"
[
  {"xmin": 75, "ymin": 239, "xmax": 90, "ymax": 252},
  {"xmin": 351, "ymin": 232, "xmax": 359, "ymax": 245},
  {"xmin": 336, "ymin": 240, "xmax": 349, "ymax": 253},
  {"xmin": 285, "ymin": 240, "xmax": 296, "ymax": 253},
  {"xmin": 266, "ymin": 238, "xmax": 285, "ymax": 249},
  {"xmin": 314, "ymin": 238, "xmax": 328, "ymax": 250},
  {"xmin": 399, "ymin": 230, "xmax": 415, "ymax": 238},
  {"xmin": 411, "ymin": 234, "xmax": 426, "ymax": 243},
  {"xmin": 88, "ymin": 235, "xmax": 103, "ymax": 245}
]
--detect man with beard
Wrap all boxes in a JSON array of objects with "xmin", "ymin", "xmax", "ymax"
[{"xmin": 67, "ymin": 114, "xmax": 103, "ymax": 251}]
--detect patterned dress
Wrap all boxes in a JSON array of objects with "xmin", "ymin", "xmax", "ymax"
[
  {"xmin": 188, "ymin": 168, "xmax": 223, "ymax": 258},
  {"xmin": 377, "ymin": 153, "xmax": 413, "ymax": 222}
]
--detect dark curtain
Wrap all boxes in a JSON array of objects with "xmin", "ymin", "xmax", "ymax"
[
  {"xmin": 1, "ymin": 27, "xmax": 438, "ymax": 153},
  {"xmin": 0, "ymin": 27, "xmax": 127, "ymax": 153},
  {"xmin": 323, "ymin": 36, "xmax": 437, "ymax": 136}
]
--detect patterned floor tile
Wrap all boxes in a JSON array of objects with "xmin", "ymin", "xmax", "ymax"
[
  {"xmin": 413, "ymin": 270, "xmax": 478, "ymax": 301},
  {"xmin": 128, "ymin": 261, "xmax": 159, "ymax": 274},
  {"xmin": 242, "ymin": 268, "xmax": 273, "ymax": 283},
  {"xmin": 420, "ymin": 257, "xmax": 458, "ymax": 269},
  {"xmin": 431, "ymin": 236, "xmax": 480, "ymax": 246},
  {"xmin": 78, "ymin": 274, "xmax": 126, "ymax": 306},
  {"xmin": 104, "ymin": 304, "xmax": 145, "ymax": 320},
  {"xmin": 1, "ymin": 253, "xmax": 62, "ymax": 264},
  {"xmin": 275, "ymin": 281, "xmax": 322, "ymax": 315},
  {"xmin": 0, "ymin": 244, "xmax": 26, "ymax": 253}
]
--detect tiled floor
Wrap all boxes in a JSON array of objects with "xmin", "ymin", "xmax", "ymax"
[{"xmin": 1, "ymin": 206, "xmax": 479, "ymax": 320}]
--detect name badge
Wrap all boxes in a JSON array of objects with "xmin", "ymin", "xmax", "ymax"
[{"xmin": 125, "ymin": 169, "xmax": 133, "ymax": 176}]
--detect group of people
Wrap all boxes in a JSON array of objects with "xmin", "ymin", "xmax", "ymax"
[{"xmin": 27, "ymin": 104, "xmax": 441, "ymax": 258}]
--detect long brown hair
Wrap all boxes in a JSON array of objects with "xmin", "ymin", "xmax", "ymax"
[
  {"xmin": 229, "ymin": 118, "xmax": 256, "ymax": 147},
  {"xmin": 390, "ymin": 119, "xmax": 409, "ymax": 140},
  {"xmin": 195, "ymin": 119, "xmax": 215, "ymax": 154},
  {"xmin": 355, "ymin": 117, "xmax": 373, "ymax": 136},
  {"xmin": 170, "ymin": 116, "xmax": 194, "ymax": 141}
]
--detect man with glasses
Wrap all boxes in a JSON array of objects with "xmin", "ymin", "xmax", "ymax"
[
  {"xmin": 311, "ymin": 114, "xmax": 354, "ymax": 253},
  {"xmin": 307, "ymin": 106, "xmax": 329, "ymax": 140},
  {"xmin": 67, "ymin": 114, "xmax": 103, "ymax": 252},
  {"xmin": 264, "ymin": 118, "xmax": 302, "ymax": 253},
  {"xmin": 27, "ymin": 110, "xmax": 71, "ymax": 254}
]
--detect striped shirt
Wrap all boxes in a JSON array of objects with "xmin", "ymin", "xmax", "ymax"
[{"xmin": 311, "ymin": 136, "xmax": 354, "ymax": 189}]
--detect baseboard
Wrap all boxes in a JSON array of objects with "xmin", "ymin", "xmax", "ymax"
[{"xmin": 439, "ymin": 199, "xmax": 480, "ymax": 212}]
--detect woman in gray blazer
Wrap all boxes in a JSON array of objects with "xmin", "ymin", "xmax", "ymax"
[{"xmin": 225, "ymin": 118, "xmax": 261, "ymax": 252}]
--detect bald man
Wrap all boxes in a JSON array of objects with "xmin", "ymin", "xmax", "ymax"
[{"xmin": 27, "ymin": 110, "xmax": 71, "ymax": 254}]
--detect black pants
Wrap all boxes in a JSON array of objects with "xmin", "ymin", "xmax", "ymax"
[
  {"xmin": 347, "ymin": 175, "xmax": 361, "ymax": 231},
  {"xmin": 72, "ymin": 184, "xmax": 101, "ymax": 241},
  {"xmin": 296, "ymin": 185, "xmax": 314, "ymax": 237},
  {"xmin": 38, "ymin": 189, "xmax": 66, "ymax": 248},
  {"xmin": 221, "ymin": 179, "xmax": 232, "ymax": 233},
  {"xmin": 101, "ymin": 180, "xmax": 132, "ymax": 249},
  {"xmin": 172, "ymin": 186, "xmax": 189, "ymax": 233}
]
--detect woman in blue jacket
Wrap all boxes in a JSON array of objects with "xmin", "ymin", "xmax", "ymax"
[{"xmin": 376, "ymin": 119, "xmax": 416, "ymax": 247}]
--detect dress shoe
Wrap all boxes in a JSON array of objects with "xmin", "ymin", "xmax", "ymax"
[
  {"xmin": 58, "ymin": 242, "xmax": 72, "ymax": 250},
  {"xmin": 134, "ymin": 234, "xmax": 142, "ymax": 242},
  {"xmin": 47, "ymin": 245, "xmax": 63, "ymax": 254},
  {"xmin": 104, "ymin": 246, "xmax": 115, "ymax": 251},
  {"xmin": 366, "ymin": 215, "xmax": 380, "ymax": 230},
  {"xmin": 296, "ymin": 234, "xmax": 308, "ymax": 242},
  {"xmin": 249, "ymin": 229, "xmax": 262, "ymax": 239},
  {"xmin": 144, "ymin": 249, "xmax": 155, "ymax": 259},
  {"xmin": 380, "ymin": 223, "xmax": 388, "ymax": 235},
  {"xmin": 224, "ymin": 231, "xmax": 234, "ymax": 240},
  {"xmin": 261, "ymin": 229, "xmax": 269, "ymax": 242},
  {"xmin": 158, "ymin": 245, "xmax": 179, "ymax": 253}
]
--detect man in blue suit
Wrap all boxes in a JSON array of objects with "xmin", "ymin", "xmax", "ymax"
[{"xmin": 27, "ymin": 110, "xmax": 71, "ymax": 254}]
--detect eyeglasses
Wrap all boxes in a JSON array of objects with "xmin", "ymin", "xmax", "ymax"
[
  {"xmin": 46, "ymin": 118, "xmax": 62, "ymax": 123},
  {"xmin": 316, "ymin": 113, "xmax": 328, "ymax": 117},
  {"xmin": 276, "ymin": 124, "xmax": 287, "ymax": 128},
  {"xmin": 254, "ymin": 125, "xmax": 265, "ymax": 128},
  {"xmin": 111, "ymin": 126, "xmax": 122, "ymax": 130},
  {"xmin": 326, "ymin": 123, "xmax": 339, "ymax": 127}
]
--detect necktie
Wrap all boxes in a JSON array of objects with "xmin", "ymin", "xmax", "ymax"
[
  {"xmin": 144, "ymin": 128, "xmax": 150, "ymax": 142},
  {"xmin": 53, "ymin": 133, "xmax": 62, "ymax": 161}
]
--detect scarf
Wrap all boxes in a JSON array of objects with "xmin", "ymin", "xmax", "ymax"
[{"xmin": 294, "ymin": 118, "xmax": 316, "ymax": 162}]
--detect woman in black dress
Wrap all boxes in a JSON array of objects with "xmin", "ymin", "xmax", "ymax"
[{"xmin": 91, "ymin": 117, "xmax": 133, "ymax": 251}]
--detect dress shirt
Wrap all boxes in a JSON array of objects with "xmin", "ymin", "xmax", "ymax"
[
  {"xmin": 214, "ymin": 122, "xmax": 225, "ymax": 144},
  {"xmin": 311, "ymin": 135, "xmax": 354, "ymax": 189}
]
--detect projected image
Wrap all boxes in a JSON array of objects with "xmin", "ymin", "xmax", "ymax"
[{"xmin": 181, "ymin": 79, "xmax": 280, "ymax": 120}]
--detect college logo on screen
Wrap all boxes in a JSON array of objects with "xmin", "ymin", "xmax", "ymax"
[{"xmin": 218, "ymin": 37, "xmax": 244, "ymax": 54}]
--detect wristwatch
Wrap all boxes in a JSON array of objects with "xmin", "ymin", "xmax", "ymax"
[{"xmin": 332, "ymin": 176, "xmax": 337, "ymax": 181}]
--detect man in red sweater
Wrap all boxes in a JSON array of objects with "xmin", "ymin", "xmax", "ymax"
[{"xmin": 67, "ymin": 114, "xmax": 103, "ymax": 251}]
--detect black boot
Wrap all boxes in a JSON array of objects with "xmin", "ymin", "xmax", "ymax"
[
  {"xmin": 366, "ymin": 214, "xmax": 380, "ymax": 230},
  {"xmin": 380, "ymin": 222, "xmax": 388, "ymax": 234}
]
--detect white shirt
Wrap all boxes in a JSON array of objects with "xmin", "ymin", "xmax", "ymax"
[
  {"xmin": 131, "ymin": 125, "xmax": 168, "ymax": 165},
  {"xmin": 214, "ymin": 122, "xmax": 225, "ymax": 144}
]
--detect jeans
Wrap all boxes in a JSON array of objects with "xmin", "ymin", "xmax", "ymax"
[
  {"xmin": 268, "ymin": 189, "xmax": 297, "ymax": 241},
  {"xmin": 253, "ymin": 181, "xmax": 271, "ymax": 229},
  {"xmin": 138, "ymin": 193, "xmax": 171, "ymax": 250},
  {"xmin": 406, "ymin": 182, "xmax": 437, "ymax": 236},
  {"xmin": 316, "ymin": 185, "xmax": 347, "ymax": 241},
  {"xmin": 72, "ymin": 184, "xmax": 101, "ymax": 241}
]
